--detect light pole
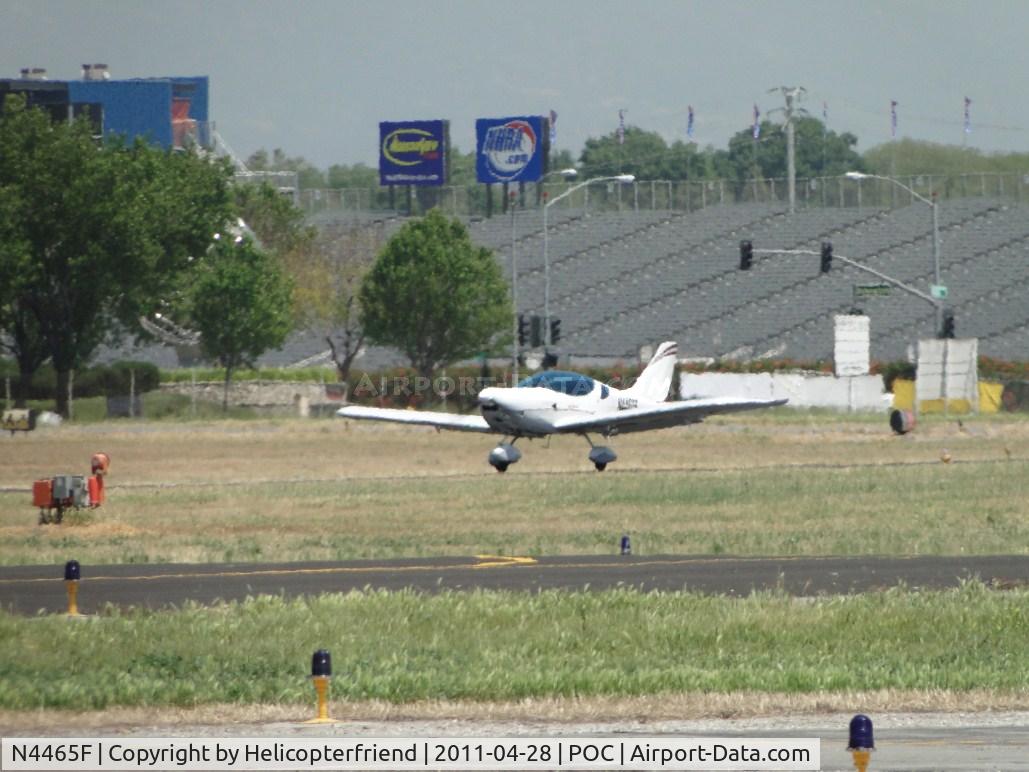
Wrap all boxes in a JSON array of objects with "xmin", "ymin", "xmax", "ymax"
[
  {"xmin": 543, "ymin": 174, "xmax": 635, "ymax": 346},
  {"xmin": 846, "ymin": 171, "xmax": 942, "ymax": 332},
  {"xmin": 510, "ymin": 192, "xmax": 519, "ymax": 384}
]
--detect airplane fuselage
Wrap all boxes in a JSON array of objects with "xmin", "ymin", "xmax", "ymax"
[{"xmin": 477, "ymin": 381, "xmax": 643, "ymax": 438}]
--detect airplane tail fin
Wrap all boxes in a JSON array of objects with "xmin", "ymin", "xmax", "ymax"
[{"xmin": 626, "ymin": 342, "xmax": 678, "ymax": 403}]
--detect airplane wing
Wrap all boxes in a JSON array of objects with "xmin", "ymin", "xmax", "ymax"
[
  {"xmin": 551, "ymin": 397, "xmax": 787, "ymax": 435},
  {"xmin": 336, "ymin": 405, "xmax": 494, "ymax": 433}
]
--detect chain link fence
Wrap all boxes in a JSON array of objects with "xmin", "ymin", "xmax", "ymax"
[{"xmin": 299, "ymin": 172, "xmax": 1029, "ymax": 219}]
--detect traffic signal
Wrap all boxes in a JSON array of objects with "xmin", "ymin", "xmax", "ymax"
[
  {"xmin": 550, "ymin": 318, "xmax": 561, "ymax": 345},
  {"xmin": 820, "ymin": 241, "xmax": 833, "ymax": 273},
  {"xmin": 530, "ymin": 315, "xmax": 543, "ymax": 348},
  {"xmin": 942, "ymin": 309, "xmax": 956, "ymax": 338},
  {"xmin": 517, "ymin": 314, "xmax": 528, "ymax": 347},
  {"xmin": 739, "ymin": 240, "xmax": 753, "ymax": 270}
]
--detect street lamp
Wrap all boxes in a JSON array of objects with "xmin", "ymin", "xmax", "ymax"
[
  {"xmin": 543, "ymin": 174, "xmax": 635, "ymax": 347},
  {"xmin": 845, "ymin": 171, "xmax": 942, "ymax": 331}
]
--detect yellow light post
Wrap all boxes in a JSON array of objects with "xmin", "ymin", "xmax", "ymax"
[
  {"xmin": 64, "ymin": 560, "xmax": 81, "ymax": 616},
  {"xmin": 307, "ymin": 649, "xmax": 334, "ymax": 723}
]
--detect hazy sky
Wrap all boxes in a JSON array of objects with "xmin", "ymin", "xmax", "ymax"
[{"xmin": 4, "ymin": 1, "xmax": 1029, "ymax": 170}]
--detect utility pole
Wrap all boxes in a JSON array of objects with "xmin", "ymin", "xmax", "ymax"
[{"xmin": 769, "ymin": 86, "xmax": 806, "ymax": 215}]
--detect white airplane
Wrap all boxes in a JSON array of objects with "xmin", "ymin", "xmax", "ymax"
[{"xmin": 336, "ymin": 342, "xmax": 786, "ymax": 472}]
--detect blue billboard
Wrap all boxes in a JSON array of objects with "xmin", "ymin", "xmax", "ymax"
[
  {"xmin": 476, "ymin": 116, "xmax": 545, "ymax": 184},
  {"xmin": 379, "ymin": 120, "xmax": 447, "ymax": 186}
]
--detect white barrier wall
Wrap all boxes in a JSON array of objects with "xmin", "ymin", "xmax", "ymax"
[{"xmin": 680, "ymin": 372, "xmax": 890, "ymax": 411}]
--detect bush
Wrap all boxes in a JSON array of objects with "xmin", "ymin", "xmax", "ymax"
[{"xmin": 0, "ymin": 359, "xmax": 160, "ymax": 399}]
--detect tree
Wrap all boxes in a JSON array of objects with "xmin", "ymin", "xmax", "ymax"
[
  {"xmin": 579, "ymin": 127, "xmax": 674, "ymax": 181},
  {"xmin": 234, "ymin": 181, "xmax": 316, "ymax": 257},
  {"xmin": 864, "ymin": 138, "xmax": 1029, "ymax": 177},
  {"xmin": 294, "ymin": 224, "xmax": 384, "ymax": 392},
  {"xmin": 720, "ymin": 116, "xmax": 863, "ymax": 194},
  {"xmin": 359, "ymin": 209, "xmax": 511, "ymax": 384},
  {"xmin": 0, "ymin": 95, "xmax": 235, "ymax": 416},
  {"xmin": 190, "ymin": 238, "xmax": 294, "ymax": 410}
]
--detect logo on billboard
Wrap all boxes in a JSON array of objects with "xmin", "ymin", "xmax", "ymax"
[
  {"xmin": 483, "ymin": 120, "xmax": 536, "ymax": 180},
  {"xmin": 379, "ymin": 120, "xmax": 447, "ymax": 186},
  {"xmin": 476, "ymin": 116, "xmax": 544, "ymax": 184},
  {"xmin": 382, "ymin": 128, "xmax": 441, "ymax": 166}
]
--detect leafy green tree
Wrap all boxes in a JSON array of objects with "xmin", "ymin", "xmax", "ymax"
[
  {"xmin": 579, "ymin": 127, "xmax": 674, "ymax": 180},
  {"xmin": 0, "ymin": 94, "xmax": 234, "ymax": 416},
  {"xmin": 719, "ymin": 116, "xmax": 863, "ymax": 196},
  {"xmin": 864, "ymin": 138, "xmax": 1029, "ymax": 177},
  {"xmin": 190, "ymin": 238, "xmax": 294, "ymax": 410},
  {"xmin": 359, "ymin": 209, "xmax": 511, "ymax": 384}
]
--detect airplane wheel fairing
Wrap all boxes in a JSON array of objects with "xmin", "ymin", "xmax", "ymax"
[
  {"xmin": 488, "ymin": 443, "xmax": 521, "ymax": 472},
  {"xmin": 588, "ymin": 445, "xmax": 617, "ymax": 470}
]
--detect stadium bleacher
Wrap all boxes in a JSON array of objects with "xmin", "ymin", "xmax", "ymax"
[{"xmin": 93, "ymin": 192, "xmax": 1029, "ymax": 370}]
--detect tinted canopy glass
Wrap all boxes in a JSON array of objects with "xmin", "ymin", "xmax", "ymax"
[{"xmin": 517, "ymin": 371, "xmax": 596, "ymax": 396}]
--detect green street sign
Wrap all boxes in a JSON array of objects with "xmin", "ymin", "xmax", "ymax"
[
  {"xmin": 853, "ymin": 283, "xmax": 892, "ymax": 299},
  {"xmin": 930, "ymin": 284, "xmax": 949, "ymax": 300}
]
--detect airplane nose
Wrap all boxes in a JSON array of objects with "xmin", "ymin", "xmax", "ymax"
[{"xmin": 478, "ymin": 387, "xmax": 500, "ymax": 406}]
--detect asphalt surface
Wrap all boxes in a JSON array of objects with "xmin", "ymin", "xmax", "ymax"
[{"xmin": 1, "ymin": 553, "xmax": 1027, "ymax": 615}]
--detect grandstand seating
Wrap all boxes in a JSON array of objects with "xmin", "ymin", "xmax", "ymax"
[{"xmin": 93, "ymin": 195, "xmax": 1029, "ymax": 370}]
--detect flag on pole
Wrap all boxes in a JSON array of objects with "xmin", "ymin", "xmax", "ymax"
[
  {"xmin": 549, "ymin": 110, "xmax": 558, "ymax": 144},
  {"xmin": 963, "ymin": 97, "xmax": 971, "ymax": 134},
  {"xmin": 752, "ymin": 103, "xmax": 760, "ymax": 139},
  {"xmin": 891, "ymin": 100, "xmax": 898, "ymax": 138},
  {"xmin": 687, "ymin": 105, "xmax": 695, "ymax": 139},
  {"xmin": 618, "ymin": 109, "xmax": 626, "ymax": 145}
]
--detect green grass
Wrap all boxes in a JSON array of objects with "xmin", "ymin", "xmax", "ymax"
[
  {"xmin": 4, "ymin": 460, "xmax": 1027, "ymax": 565},
  {"xmin": 1, "ymin": 583, "xmax": 1026, "ymax": 709}
]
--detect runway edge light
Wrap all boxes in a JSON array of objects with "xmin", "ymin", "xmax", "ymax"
[
  {"xmin": 307, "ymin": 649, "xmax": 334, "ymax": 723},
  {"xmin": 848, "ymin": 713, "xmax": 874, "ymax": 772},
  {"xmin": 63, "ymin": 560, "xmax": 81, "ymax": 616}
]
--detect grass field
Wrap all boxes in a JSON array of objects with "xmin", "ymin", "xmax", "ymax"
[
  {"xmin": 1, "ymin": 411, "xmax": 1028, "ymax": 716},
  {"xmin": 0, "ymin": 412, "xmax": 1027, "ymax": 564},
  {"xmin": 2, "ymin": 584, "xmax": 1027, "ymax": 710}
]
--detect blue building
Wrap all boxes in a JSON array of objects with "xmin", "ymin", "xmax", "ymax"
[{"xmin": 0, "ymin": 65, "xmax": 210, "ymax": 150}]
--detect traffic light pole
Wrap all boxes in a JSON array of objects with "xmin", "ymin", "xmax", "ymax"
[{"xmin": 753, "ymin": 248, "xmax": 943, "ymax": 315}]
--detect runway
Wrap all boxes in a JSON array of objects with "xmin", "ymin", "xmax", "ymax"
[{"xmin": 1, "ymin": 553, "xmax": 1026, "ymax": 615}]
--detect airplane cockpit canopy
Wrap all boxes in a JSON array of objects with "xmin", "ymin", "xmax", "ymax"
[{"xmin": 517, "ymin": 371, "xmax": 596, "ymax": 396}]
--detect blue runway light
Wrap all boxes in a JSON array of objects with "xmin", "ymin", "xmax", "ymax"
[
  {"xmin": 848, "ymin": 713, "xmax": 875, "ymax": 749},
  {"xmin": 311, "ymin": 649, "xmax": 332, "ymax": 678},
  {"xmin": 64, "ymin": 560, "xmax": 80, "ymax": 581}
]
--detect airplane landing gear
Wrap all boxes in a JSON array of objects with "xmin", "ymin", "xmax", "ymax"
[
  {"xmin": 585, "ymin": 436, "xmax": 617, "ymax": 472},
  {"xmin": 488, "ymin": 441, "xmax": 521, "ymax": 473}
]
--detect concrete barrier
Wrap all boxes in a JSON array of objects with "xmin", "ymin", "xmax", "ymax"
[{"xmin": 680, "ymin": 372, "xmax": 891, "ymax": 412}]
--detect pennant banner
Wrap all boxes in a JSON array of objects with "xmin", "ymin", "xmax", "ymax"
[
  {"xmin": 687, "ymin": 105, "xmax": 695, "ymax": 139},
  {"xmin": 549, "ymin": 109, "xmax": 557, "ymax": 144},
  {"xmin": 891, "ymin": 100, "xmax": 898, "ymax": 138},
  {"xmin": 752, "ymin": 103, "xmax": 760, "ymax": 139},
  {"xmin": 618, "ymin": 109, "xmax": 626, "ymax": 145},
  {"xmin": 964, "ymin": 97, "xmax": 971, "ymax": 134}
]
